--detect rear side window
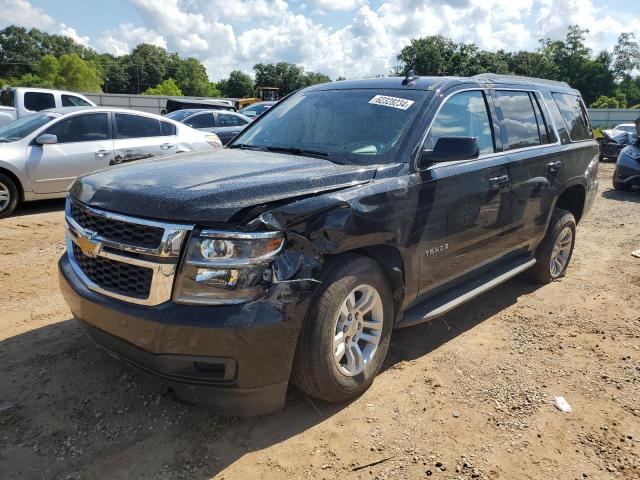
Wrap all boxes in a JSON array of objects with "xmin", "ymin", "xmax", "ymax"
[
  {"xmin": 24, "ymin": 92, "xmax": 55, "ymax": 111},
  {"xmin": 61, "ymin": 94, "xmax": 91, "ymax": 107},
  {"xmin": 160, "ymin": 121, "xmax": 176, "ymax": 136},
  {"xmin": 186, "ymin": 113, "xmax": 214, "ymax": 129},
  {"xmin": 115, "ymin": 113, "xmax": 161, "ymax": 139},
  {"xmin": 530, "ymin": 94, "xmax": 555, "ymax": 144},
  {"xmin": 45, "ymin": 113, "xmax": 109, "ymax": 143},
  {"xmin": 494, "ymin": 91, "xmax": 540, "ymax": 150},
  {"xmin": 426, "ymin": 90, "xmax": 495, "ymax": 155},
  {"xmin": 218, "ymin": 113, "xmax": 245, "ymax": 127},
  {"xmin": 551, "ymin": 93, "xmax": 592, "ymax": 141}
]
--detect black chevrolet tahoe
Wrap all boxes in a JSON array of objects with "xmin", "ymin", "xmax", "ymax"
[{"xmin": 59, "ymin": 73, "xmax": 599, "ymax": 416}]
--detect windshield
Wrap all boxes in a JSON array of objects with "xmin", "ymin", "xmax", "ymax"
[
  {"xmin": 0, "ymin": 112, "xmax": 57, "ymax": 142},
  {"xmin": 241, "ymin": 103, "xmax": 271, "ymax": 117},
  {"xmin": 232, "ymin": 89, "xmax": 430, "ymax": 165}
]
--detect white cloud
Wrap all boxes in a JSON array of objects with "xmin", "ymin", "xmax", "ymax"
[
  {"xmin": 0, "ymin": 0, "xmax": 54, "ymax": 29},
  {"xmin": 312, "ymin": 0, "xmax": 364, "ymax": 10},
  {"xmin": 95, "ymin": 23, "xmax": 167, "ymax": 56},
  {"xmin": 58, "ymin": 24, "xmax": 90, "ymax": 47}
]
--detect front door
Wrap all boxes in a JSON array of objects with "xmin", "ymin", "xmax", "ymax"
[
  {"xmin": 415, "ymin": 89, "xmax": 514, "ymax": 296},
  {"xmin": 111, "ymin": 112, "xmax": 177, "ymax": 165},
  {"xmin": 26, "ymin": 112, "xmax": 113, "ymax": 193}
]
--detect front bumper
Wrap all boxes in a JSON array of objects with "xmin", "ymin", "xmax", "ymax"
[
  {"xmin": 599, "ymin": 141, "xmax": 625, "ymax": 159},
  {"xmin": 614, "ymin": 163, "xmax": 640, "ymax": 187},
  {"xmin": 59, "ymin": 253, "xmax": 315, "ymax": 416}
]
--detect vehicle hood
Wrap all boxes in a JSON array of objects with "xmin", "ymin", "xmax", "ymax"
[{"xmin": 70, "ymin": 148, "xmax": 378, "ymax": 224}]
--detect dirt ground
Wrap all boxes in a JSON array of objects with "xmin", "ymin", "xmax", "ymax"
[{"xmin": 0, "ymin": 162, "xmax": 638, "ymax": 480}]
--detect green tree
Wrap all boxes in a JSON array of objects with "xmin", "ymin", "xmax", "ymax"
[
  {"xmin": 38, "ymin": 54, "xmax": 61, "ymax": 85},
  {"xmin": 217, "ymin": 70, "xmax": 254, "ymax": 98},
  {"xmin": 302, "ymin": 71, "xmax": 331, "ymax": 87},
  {"xmin": 95, "ymin": 53, "xmax": 129, "ymax": 93},
  {"xmin": 124, "ymin": 44, "xmax": 171, "ymax": 93},
  {"xmin": 13, "ymin": 73, "xmax": 54, "ymax": 88},
  {"xmin": 144, "ymin": 78, "xmax": 182, "ymax": 96},
  {"xmin": 591, "ymin": 94, "xmax": 626, "ymax": 108},
  {"xmin": 175, "ymin": 57, "xmax": 213, "ymax": 96},
  {"xmin": 612, "ymin": 32, "xmax": 640, "ymax": 80},
  {"xmin": 396, "ymin": 35, "xmax": 457, "ymax": 76},
  {"xmin": 56, "ymin": 54, "xmax": 102, "ymax": 91}
]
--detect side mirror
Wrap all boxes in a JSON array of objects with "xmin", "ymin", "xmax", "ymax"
[
  {"xmin": 420, "ymin": 136, "xmax": 479, "ymax": 166},
  {"xmin": 35, "ymin": 134, "xmax": 57, "ymax": 145}
]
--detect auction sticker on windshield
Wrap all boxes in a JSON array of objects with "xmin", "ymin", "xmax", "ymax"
[{"xmin": 369, "ymin": 95, "xmax": 415, "ymax": 110}]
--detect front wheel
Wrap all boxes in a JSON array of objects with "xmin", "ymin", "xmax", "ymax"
[
  {"xmin": 291, "ymin": 255, "xmax": 393, "ymax": 403},
  {"xmin": 526, "ymin": 208, "xmax": 576, "ymax": 284},
  {"xmin": 0, "ymin": 173, "xmax": 19, "ymax": 219}
]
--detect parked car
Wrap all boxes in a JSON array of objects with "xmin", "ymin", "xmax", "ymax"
[
  {"xmin": 239, "ymin": 101, "xmax": 276, "ymax": 120},
  {"xmin": 165, "ymin": 98, "xmax": 236, "ymax": 113},
  {"xmin": 165, "ymin": 109, "xmax": 251, "ymax": 145},
  {"xmin": 59, "ymin": 73, "xmax": 598, "ymax": 416},
  {"xmin": 0, "ymin": 106, "xmax": 221, "ymax": 218},
  {"xmin": 613, "ymin": 119, "xmax": 640, "ymax": 191},
  {"xmin": 0, "ymin": 87, "xmax": 95, "ymax": 127},
  {"xmin": 599, "ymin": 123, "xmax": 637, "ymax": 161}
]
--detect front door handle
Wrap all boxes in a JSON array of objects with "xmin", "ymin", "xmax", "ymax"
[
  {"xmin": 95, "ymin": 150, "xmax": 111, "ymax": 158},
  {"xmin": 547, "ymin": 160, "xmax": 563, "ymax": 173},
  {"xmin": 160, "ymin": 143, "xmax": 175, "ymax": 150},
  {"xmin": 488, "ymin": 174, "xmax": 510, "ymax": 190}
]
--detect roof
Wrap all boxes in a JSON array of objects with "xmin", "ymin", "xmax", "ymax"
[
  {"xmin": 41, "ymin": 106, "xmax": 168, "ymax": 117},
  {"xmin": 305, "ymin": 73, "xmax": 579, "ymax": 94}
]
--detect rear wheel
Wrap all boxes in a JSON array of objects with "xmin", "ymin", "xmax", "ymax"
[
  {"xmin": 613, "ymin": 170, "xmax": 631, "ymax": 191},
  {"xmin": 0, "ymin": 173, "xmax": 19, "ymax": 219},
  {"xmin": 291, "ymin": 255, "xmax": 393, "ymax": 403},
  {"xmin": 526, "ymin": 208, "xmax": 576, "ymax": 284}
]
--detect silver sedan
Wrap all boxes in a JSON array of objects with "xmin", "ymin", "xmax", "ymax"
[{"xmin": 0, "ymin": 106, "xmax": 222, "ymax": 217}]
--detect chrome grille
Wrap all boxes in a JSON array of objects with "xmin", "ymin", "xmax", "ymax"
[
  {"xmin": 70, "ymin": 201, "xmax": 164, "ymax": 249},
  {"xmin": 72, "ymin": 243, "xmax": 153, "ymax": 299},
  {"xmin": 65, "ymin": 198, "xmax": 193, "ymax": 306}
]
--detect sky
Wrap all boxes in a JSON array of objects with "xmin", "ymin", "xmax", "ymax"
[{"xmin": 2, "ymin": 0, "xmax": 639, "ymax": 81}]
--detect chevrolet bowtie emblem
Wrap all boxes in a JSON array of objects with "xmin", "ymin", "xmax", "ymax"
[{"xmin": 77, "ymin": 232, "xmax": 100, "ymax": 258}]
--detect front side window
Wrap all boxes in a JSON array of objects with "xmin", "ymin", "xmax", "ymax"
[
  {"xmin": 45, "ymin": 113, "xmax": 109, "ymax": 143},
  {"xmin": 115, "ymin": 113, "xmax": 161, "ymax": 139},
  {"xmin": 494, "ymin": 90, "xmax": 541, "ymax": 150},
  {"xmin": 233, "ymin": 89, "xmax": 431, "ymax": 165},
  {"xmin": 186, "ymin": 113, "xmax": 214, "ymax": 129},
  {"xmin": 552, "ymin": 93, "xmax": 592, "ymax": 141},
  {"xmin": 61, "ymin": 95, "xmax": 91, "ymax": 107},
  {"xmin": 24, "ymin": 92, "xmax": 55, "ymax": 111},
  {"xmin": 425, "ymin": 90, "xmax": 495, "ymax": 155},
  {"xmin": 160, "ymin": 121, "xmax": 176, "ymax": 136}
]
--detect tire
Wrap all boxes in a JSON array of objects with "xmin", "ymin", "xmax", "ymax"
[
  {"xmin": 0, "ymin": 173, "xmax": 19, "ymax": 219},
  {"xmin": 526, "ymin": 208, "xmax": 576, "ymax": 284},
  {"xmin": 613, "ymin": 170, "xmax": 630, "ymax": 191},
  {"xmin": 291, "ymin": 255, "xmax": 394, "ymax": 403}
]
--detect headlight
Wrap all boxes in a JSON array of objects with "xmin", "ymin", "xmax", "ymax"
[{"xmin": 173, "ymin": 229, "xmax": 284, "ymax": 305}]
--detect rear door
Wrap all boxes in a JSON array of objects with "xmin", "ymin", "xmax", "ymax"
[
  {"xmin": 416, "ymin": 89, "xmax": 515, "ymax": 295},
  {"xmin": 26, "ymin": 112, "xmax": 113, "ymax": 193},
  {"xmin": 214, "ymin": 112, "xmax": 248, "ymax": 145},
  {"xmin": 183, "ymin": 112, "xmax": 215, "ymax": 132},
  {"xmin": 112, "ymin": 113, "xmax": 177, "ymax": 165},
  {"xmin": 491, "ymin": 89, "xmax": 566, "ymax": 248}
]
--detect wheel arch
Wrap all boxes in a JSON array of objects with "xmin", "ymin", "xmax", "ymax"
[
  {"xmin": 554, "ymin": 183, "xmax": 586, "ymax": 224},
  {"xmin": 0, "ymin": 165, "xmax": 24, "ymax": 202}
]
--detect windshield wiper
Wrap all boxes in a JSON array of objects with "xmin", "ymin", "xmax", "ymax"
[
  {"xmin": 227, "ymin": 143, "xmax": 266, "ymax": 151},
  {"xmin": 264, "ymin": 146, "xmax": 330, "ymax": 159}
]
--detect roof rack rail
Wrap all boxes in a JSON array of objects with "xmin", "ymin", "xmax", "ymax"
[{"xmin": 471, "ymin": 73, "xmax": 571, "ymax": 89}]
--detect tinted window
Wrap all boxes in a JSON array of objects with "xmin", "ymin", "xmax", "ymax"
[
  {"xmin": 61, "ymin": 94, "xmax": 91, "ymax": 107},
  {"xmin": 552, "ymin": 93, "xmax": 592, "ymax": 141},
  {"xmin": 495, "ymin": 91, "xmax": 540, "ymax": 150},
  {"xmin": 218, "ymin": 113, "xmax": 244, "ymax": 127},
  {"xmin": 115, "ymin": 113, "xmax": 161, "ymax": 139},
  {"xmin": 186, "ymin": 113, "xmax": 214, "ymax": 129},
  {"xmin": 46, "ymin": 113, "xmax": 109, "ymax": 143},
  {"xmin": 160, "ymin": 121, "xmax": 176, "ymax": 136},
  {"xmin": 530, "ymin": 93, "xmax": 554, "ymax": 144},
  {"xmin": 426, "ymin": 90, "xmax": 495, "ymax": 155},
  {"xmin": 233, "ymin": 89, "xmax": 431, "ymax": 165},
  {"xmin": 24, "ymin": 92, "xmax": 55, "ymax": 111}
]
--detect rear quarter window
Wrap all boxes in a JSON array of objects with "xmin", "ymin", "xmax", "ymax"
[
  {"xmin": 551, "ymin": 93, "xmax": 592, "ymax": 141},
  {"xmin": 24, "ymin": 92, "xmax": 55, "ymax": 111},
  {"xmin": 494, "ymin": 90, "xmax": 542, "ymax": 150}
]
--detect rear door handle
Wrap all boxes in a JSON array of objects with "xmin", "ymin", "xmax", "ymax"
[
  {"xmin": 488, "ymin": 174, "xmax": 510, "ymax": 190},
  {"xmin": 95, "ymin": 150, "xmax": 111, "ymax": 158},
  {"xmin": 547, "ymin": 160, "xmax": 563, "ymax": 172},
  {"xmin": 160, "ymin": 143, "xmax": 175, "ymax": 150}
]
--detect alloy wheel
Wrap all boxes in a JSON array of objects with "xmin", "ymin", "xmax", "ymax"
[
  {"xmin": 0, "ymin": 181, "xmax": 10, "ymax": 212},
  {"xmin": 549, "ymin": 226, "xmax": 573, "ymax": 278}
]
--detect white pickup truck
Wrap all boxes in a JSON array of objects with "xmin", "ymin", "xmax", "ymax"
[{"xmin": 0, "ymin": 87, "xmax": 95, "ymax": 127}]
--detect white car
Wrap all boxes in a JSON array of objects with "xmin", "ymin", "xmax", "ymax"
[
  {"xmin": 0, "ymin": 106, "xmax": 221, "ymax": 218},
  {"xmin": 0, "ymin": 87, "xmax": 96, "ymax": 127}
]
